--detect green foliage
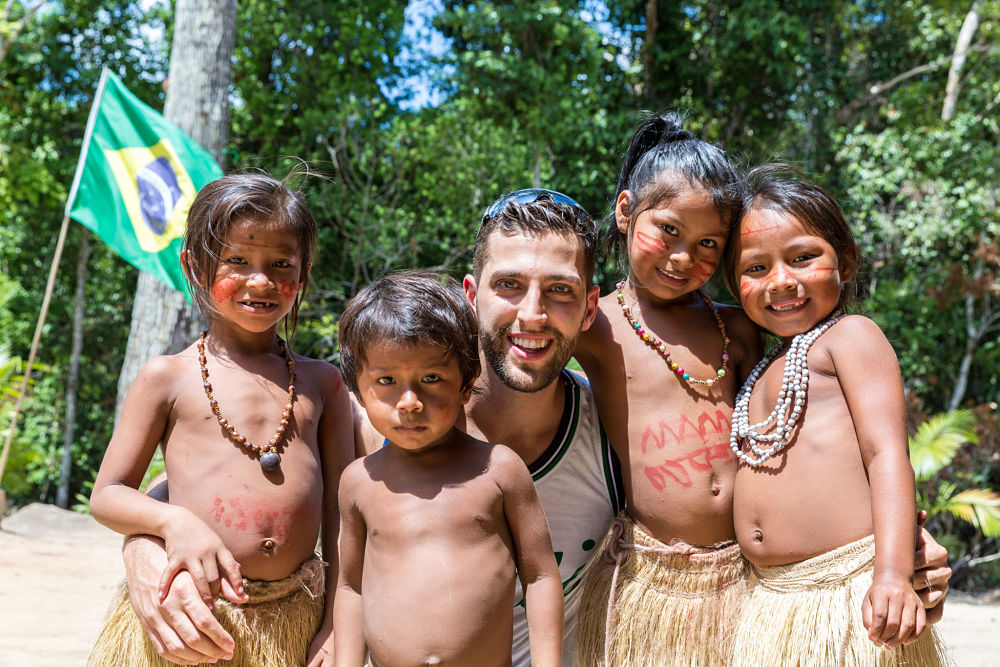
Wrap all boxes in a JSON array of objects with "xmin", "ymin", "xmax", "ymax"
[{"xmin": 912, "ymin": 410, "xmax": 1000, "ymax": 539}]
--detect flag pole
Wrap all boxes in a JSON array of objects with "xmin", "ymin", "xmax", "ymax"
[
  {"xmin": 0, "ymin": 68, "xmax": 112, "ymax": 504},
  {"xmin": 0, "ymin": 215, "xmax": 71, "ymax": 494}
]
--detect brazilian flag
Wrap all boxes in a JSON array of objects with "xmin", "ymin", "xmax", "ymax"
[{"xmin": 66, "ymin": 69, "xmax": 223, "ymax": 294}]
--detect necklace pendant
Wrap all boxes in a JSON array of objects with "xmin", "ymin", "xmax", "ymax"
[{"xmin": 260, "ymin": 451, "xmax": 281, "ymax": 471}]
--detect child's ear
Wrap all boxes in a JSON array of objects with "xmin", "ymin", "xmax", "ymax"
[
  {"xmin": 300, "ymin": 261, "xmax": 312, "ymax": 286},
  {"xmin": 615, "ymin": 191, "xmax": 633, "ymax": 234},
  {"xmin": 179, "ymin": 250, "xmax": 197, "ymax": 285},
  {"xmin": 839, "ymin": 254, "xmax": 858, "ymax": 284}
]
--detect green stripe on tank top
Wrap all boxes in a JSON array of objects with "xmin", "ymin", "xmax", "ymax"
[{"xmin": 531, "ymin": 373, "xmax": 580, "ymax": 480}]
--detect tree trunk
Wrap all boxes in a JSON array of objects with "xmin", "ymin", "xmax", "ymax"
[
  {"xmin": 942, "ymin": 0, "xmax": 983, "ymax": 121},
  {"xmin": 115, "ymin": 0, "xmax": 236, "ymax": 420},
  {"xmin": 56, "ymin": 228, "xmax": 90, "ymax": 508},
  {"xmin": 642, "ymin": 0, "xmax": 657, "ymax": 100}
]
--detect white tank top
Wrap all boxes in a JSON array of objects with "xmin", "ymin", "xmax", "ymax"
[{"xmin": 511, "ymin": 370, "xmax": 623, "ymax": 666}]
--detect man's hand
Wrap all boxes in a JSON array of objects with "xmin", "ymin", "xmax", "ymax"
[
  {"xmin": 123, "ymin": 535, "xmax": 246, "ymax": 664},
  {"xmin": 913, "ymin": 510, "xmax": 951, "ymax": 626}
]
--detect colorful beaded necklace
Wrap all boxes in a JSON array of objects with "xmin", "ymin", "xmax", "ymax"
[
  {"xmin": 197, "ymin": 330, "xmax": 296, "ymax": 471},
  {"xmin": 616, "ymin": 278, "xmax": 729, "ymax": 387}
]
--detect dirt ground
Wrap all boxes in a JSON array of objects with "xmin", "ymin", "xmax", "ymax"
[{"xmin": 1, "ymin": 504, "xmax": 999, "ymax": 666}]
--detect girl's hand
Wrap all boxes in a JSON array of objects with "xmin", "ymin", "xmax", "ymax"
[
  {"xmin": 159, "ymin": 510, "xmax": 244, "ymax": 606},
  {"xmin": 306, "ymin": 633, "xmax": 335, "ymax": 667},
  {"xmin": 862, "ymin": 575, "xmax": 927, "ymax": 649}
]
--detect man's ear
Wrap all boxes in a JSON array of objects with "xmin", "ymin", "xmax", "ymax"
[
  {"xmin": 581, "ymin": 284, "xmax": 600, "ymax": 332},
  {"xmin": 615, "ymin": 190, "xmax": 633, "ymax": 234},
  {"xmin": 463, "ymin": 274, "xmax": 477, "ymax": 307}
]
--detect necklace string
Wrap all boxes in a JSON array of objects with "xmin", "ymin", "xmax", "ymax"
[
  {"xmin": 616, "ymin": 278, "xmax": 730, "ymax": 387},
  {"xmin": 197, "ymin": 330, "xmax": 296, "ymax": 471},
  {"xmin": 729, "ymin": 311, "xmax": 845, "ymax": 467}
]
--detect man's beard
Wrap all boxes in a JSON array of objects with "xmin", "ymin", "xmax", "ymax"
[{"xmin": 480, "ymin": 323, "xmax": 578, "ymax": 393}]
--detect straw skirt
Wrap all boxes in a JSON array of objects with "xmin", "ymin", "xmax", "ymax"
[
  {"xmin": 732, "ymin": 535, "xmax": 951, "ymax": 667},
  {"xmin": 88, "ymin": 556, "xmax": 325, "ymax": 667},
  {"xmin": 576, "ymin": 515, "xmax": 748, "ymax": 667}
]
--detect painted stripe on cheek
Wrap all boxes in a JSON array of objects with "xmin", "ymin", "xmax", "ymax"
[
  {"xmin": 277, "ymin": 279, "xmax": 300, "ymax": 299},
  {"xmin": 694, "ymin": 260, "xmax": 716, "ymax": 280},
  {"xmin": 635, "ymin": 231, "xmax": 667, "ymax": 254}
]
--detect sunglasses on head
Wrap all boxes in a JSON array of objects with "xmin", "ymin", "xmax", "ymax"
[{"xmin": 482, "ymin": 188, "xmax": 596, "ymax": 230}]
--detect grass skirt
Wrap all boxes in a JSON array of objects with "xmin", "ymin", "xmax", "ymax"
[
  {"xmin": 576, "ymin": 515, "xmax": 747, "ymax": 667},
  {"xmin": 731, "ymin": 535, "xmax": 951, "ymax": 667},
  {"xmin": 88, "ymin": 555, "xmax": 325, "ymax": 667}
]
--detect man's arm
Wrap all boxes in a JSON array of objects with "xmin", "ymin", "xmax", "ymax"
[
  {"xmin": 120, "ymin": 477, "xmax": 245, "ymax": 664},
  {"xmin": 914, "ymin": 511, "xmax": 951, "ymax": 625}
]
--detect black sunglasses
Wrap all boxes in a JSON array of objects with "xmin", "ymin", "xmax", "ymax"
[{"xmin": 482, "ymin": 188, "xmax": 596, "ymax": 230}]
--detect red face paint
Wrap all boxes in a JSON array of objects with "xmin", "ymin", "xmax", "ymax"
[
  {"xmin": 211, "ymin": 274, "xmax": 240, "ymax": 303},
  {"xmin": 277, "ymin": 279, "xmax": 300, "ymax": 299},
  {"xmin": 635, "ymin": 231, "xmax": 668, "ymax": 254},
  {"xmin": 694, "ymin": 260, "xmax": 717, "ymax": 280},
  {"xmin": 740, "ymin": 221, "xmax": 781, "ymax": 237}
]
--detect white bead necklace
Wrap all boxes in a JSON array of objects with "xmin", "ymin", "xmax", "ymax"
[{"xmin": 729, "ymin": 311, "xmax": 845, "ymax": 467}]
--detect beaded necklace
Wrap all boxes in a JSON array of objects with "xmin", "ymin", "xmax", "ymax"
[
  {"xmin": 729, "ymin": 311, "xmax": 845, "ymax": 467},
  {"xmin": 615, "ymin": 278, "xmax": 730, "ymax": 387},
  {"xmin": 198, "ymin": 330, "xmax": 296, "ymax": 472}
]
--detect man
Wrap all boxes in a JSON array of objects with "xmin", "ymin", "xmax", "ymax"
[{"xmin": 119, "ymin": 189, "xmax": 950, "ymax": 666}]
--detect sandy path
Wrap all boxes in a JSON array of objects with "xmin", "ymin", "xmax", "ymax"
[{"xmin": 1, "ymin": 504, "xmax": 998, "ymax": 666}]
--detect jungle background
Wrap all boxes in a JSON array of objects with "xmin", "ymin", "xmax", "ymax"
[{"xmin": 1, "ymin": 0, "xmax": 999, "ymax": 593}]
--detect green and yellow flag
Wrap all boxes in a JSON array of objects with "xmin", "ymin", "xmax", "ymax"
[{"xmin": 66, "ymin": 69, "xmax": 223, "ymax": 294}]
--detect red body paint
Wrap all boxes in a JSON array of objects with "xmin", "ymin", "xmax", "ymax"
[
  {"xmin": 210, "ymin": 496, "xmax": 294, "ymax": 542},
  {"xmin": 640, "ymin": 410, "xmax": 732, "ymax": 455},
  {"xmin": 635, "ymin": 231, "xmax": 668, "ymax": 254},
  {"xmin": 644, "ymin": 443, "xmax": 734, "ymax": 491},
  {"xmin": 211, "ymin": 275, "xmax": 240, "ymax": 303},
  {"xmin": 639, "ymin": 410, "xmax": 735, "ymax": 491}
]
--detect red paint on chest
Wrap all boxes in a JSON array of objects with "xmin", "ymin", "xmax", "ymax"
[
  {"xmin": 635, "ymin": 231, "xmax": 668, "ymax": 254},
  {"xmin": 211, "ymin": 275, "xmax": 240, "ymax": 303}
]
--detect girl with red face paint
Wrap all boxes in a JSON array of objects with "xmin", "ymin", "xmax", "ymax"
[
  {"xmin": 573, "ymin": 112, "xmax": 763, "ymax": 666},
  {"xmin": 722, "ymin": 166, "xmax": 949, "ymax": 666},
  {"xmin": 89, "ymin": 173, "xmax": 355, "ymax": 667}
]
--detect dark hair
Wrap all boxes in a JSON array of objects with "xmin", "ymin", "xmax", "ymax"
[
  {"xmin": 473, "ymin": 192, "xmax": 598, "ymax": 284},
  {"xmin": 722, "ymin": 163, "xmax": 861, "ymax": 309},
  {"xmin": 605, "ymin": 111, "xmax": 741, "ymax": 268},
  {"xmin": 338, "ymin": 271, "xmax": 480, "ymax": 396},
  {"xmin": 182, "ymin": 172, "xmax": 317, "ymax": 338}
]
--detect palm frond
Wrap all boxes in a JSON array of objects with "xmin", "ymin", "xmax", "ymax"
[
  {"xmin": 909, "ymin": 409, "xmax": 979, "ymax": 481},
  {"xmin": 943, "ymin": 488, "xmax": 1000, "ymax": 538}
]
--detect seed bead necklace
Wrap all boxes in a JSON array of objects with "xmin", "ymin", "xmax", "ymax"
[
  {"xmin": 616, "ymin": 278, "xmax": 730, "ymax": 387},
  {"xmin": 198, "ymin": 330, "xmax": 295, "ymax": 472},
  {"xmin": 729, "ymin": 310, "xmax": 845, "ymax": 467}
]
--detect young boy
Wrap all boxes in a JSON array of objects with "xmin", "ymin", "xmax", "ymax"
[{"xmin": 333, "ymin": 271, "xmax": 564, "ymax": 666}]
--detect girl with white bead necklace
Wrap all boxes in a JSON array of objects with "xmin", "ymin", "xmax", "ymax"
[{"xmin": 722, "ymin": 165, "xmax": 949, "ymax": 666}]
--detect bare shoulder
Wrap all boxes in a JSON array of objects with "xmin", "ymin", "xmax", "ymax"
[
  {"xmin": 824, "ymin": 314, "xmax": 893, "ymax": 354},
  {"xmin": 292, "ymin": 354, "xmax": 346, "ymax": 392},
  {"xmin": 132, "ymin": 352, "xmax": 187, "ymax": 399},
  {"xmin": 339, "ymin": 455, "xmax": 373, "ymax": 495},
  {"xmin": 488, "ymin": 442, "xmax": 534, "ymax": 487}
]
